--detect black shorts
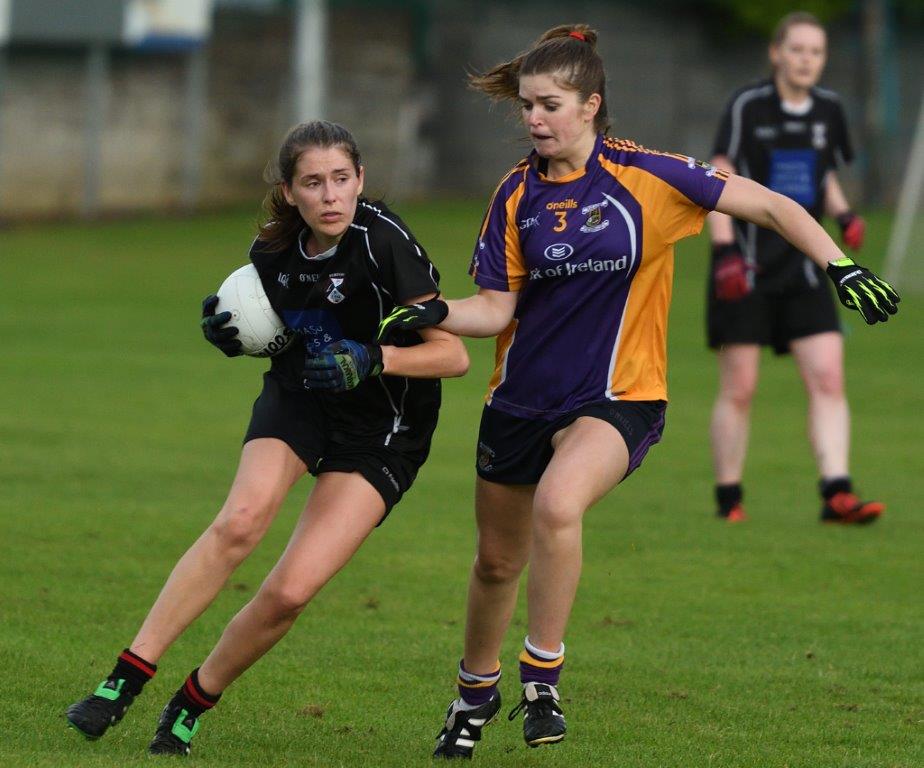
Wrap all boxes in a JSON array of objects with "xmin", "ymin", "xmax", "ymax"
[
  {"xmin": 475, "ymin": 400, "xmax": 667, "ymax": 485},
  {"xmin": 244, "ymin": 373, "xmax": 435, "ymax": 518},
  {"xmin": 707, "ymin": 278, "xmax": 841, "ymax": 355}
]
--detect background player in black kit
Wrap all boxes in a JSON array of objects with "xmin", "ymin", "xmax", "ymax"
[
  {"xmin": 65, "ymin": 121, "xmax": 468, "ymax": 755},
  {"xmin": 706, "ymin": 12, "xmax": 897, "ymax": 525}
]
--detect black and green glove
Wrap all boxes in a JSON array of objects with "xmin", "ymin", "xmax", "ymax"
[
  {"xmin": 376, "ymin": 298, "xmax": 449, "ymax": 343},
  {"xmin": 303, "ymin": 340, "xmax": 383, "ymax": 392},
  {"xmin": 826, "ymin": 258, "xmax": 900, "ymax": 325}
]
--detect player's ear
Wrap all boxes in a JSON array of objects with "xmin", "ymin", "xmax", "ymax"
[
  {"xmin": 282, "ymin": 183, "xmax": 296, "ymax": 207},
  {"xmin": 583, "ymin": 93, "xmax": 601, "ymax": 123},
  {"xmin": 768, "ymin": 43, "xmax": 780, "ymax": 68},
  {"xmin": 356, "ymin": 165, "xmax": 365, "ymax": 196}
]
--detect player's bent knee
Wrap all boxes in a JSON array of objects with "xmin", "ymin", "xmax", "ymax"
[
  {"xmin": 473, "ymin": 552, "xmax": 526, "ymax": 584},
  {"xmin": 210, "ymin": 501, "xmax": 275, "ymax": 558},
  {"xmin": 532, "ymin": 495, "xmax": 584, "ymax": 536},
  {"xmin": 259, "ymin": 582, "xmax": 315, "ymax": 623}
]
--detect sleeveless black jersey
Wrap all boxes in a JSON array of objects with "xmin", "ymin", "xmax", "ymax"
[
  {"xmin": 712, "ymin": 79, "xmax": 853, "ymax": 290},
  {"xmin": 250, "ymin": 198, "xmax": 441, "ymax": 448}
]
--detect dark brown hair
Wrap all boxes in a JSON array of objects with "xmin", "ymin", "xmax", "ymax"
[
  {"xmin": 468, "ymin": 24, "xmax": 610, "ymax": 134},
  {"xmin": 257, "ymin": 121, "xmax": 362, "ymax": 252},
  {"xmin": 770, "ymin": 11, "xmax": 825, "ymax": 47}
]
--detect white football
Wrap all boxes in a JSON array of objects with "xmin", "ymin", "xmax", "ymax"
[{"xmin": 215, "ymin": 264, "xmax": 295, "ymax": 357}]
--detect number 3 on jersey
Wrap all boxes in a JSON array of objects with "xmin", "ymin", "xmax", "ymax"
[{"xmin": 553, "ymin": 211, "xmax": 568, "ymax": 232}]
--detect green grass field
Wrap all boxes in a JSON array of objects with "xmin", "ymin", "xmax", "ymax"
[{"xmin": 0, "ymin": 205, "xmax": 921, "ymax": 767}]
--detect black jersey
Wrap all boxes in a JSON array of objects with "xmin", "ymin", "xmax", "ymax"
[
  {"xmin": 249, "ymin": 198, "xmax": 441, "ymax": 448},
  {"xmin": 712, "ymin": 78, "xmax": 853, "ymax": 289}
]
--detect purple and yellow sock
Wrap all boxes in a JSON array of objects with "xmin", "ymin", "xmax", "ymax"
[
  {"xmin": 519, "ymin": 637, "xmax": 564, "ymax": 687},
  {"xmin": 457, "ymin": 660, "xmax": 501, "ymax": 708}
]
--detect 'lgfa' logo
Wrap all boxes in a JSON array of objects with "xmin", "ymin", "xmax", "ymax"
[{"xmin": 544, "ymin": 243, "xmax": 574, "ymax": 261}]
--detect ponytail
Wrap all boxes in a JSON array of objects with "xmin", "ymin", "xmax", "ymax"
[{"xmin": 468, "ymin": 24, "xmax": 609, "ymax": 134}]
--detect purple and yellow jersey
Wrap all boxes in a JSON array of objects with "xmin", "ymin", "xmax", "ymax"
[{"xmin": 471, "ymin": 134, "xmax": 728, "ymax": 418}]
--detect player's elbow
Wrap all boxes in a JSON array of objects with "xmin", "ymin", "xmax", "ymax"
[
  {"xmin": 443, "ymin": 337, "xmax": 470, "ymax": 378},
  {"xmin": 767, "ymin": 191, "xmax": 804, "ymax": 234}
]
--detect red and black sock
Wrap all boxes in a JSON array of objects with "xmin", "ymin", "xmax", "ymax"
[
  {"xmin": 110, "ymin": 648, "xmax": 157, "ymax": 696},
  {"xmin": 820, "ymin": 476, "xmax": 851, "ymax": 500},
  {"xmin": 715, "ymin": 483, "xmax": 743, "ymax": 515},
  {"xmin": 173, "ymin": 668, "xmax": 222, "ymax": 718}
]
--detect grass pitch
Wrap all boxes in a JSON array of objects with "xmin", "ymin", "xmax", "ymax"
[{"xmin": 0, "ymin": 205, "xmax": 921, "ymax": 767}]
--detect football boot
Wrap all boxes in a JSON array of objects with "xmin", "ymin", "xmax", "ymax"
[
  {"xmin": 66, "ymin": 678, "xmax": 136, "ymax": 739},
  {"xmin": 433, "ymin": 693, "xmax": 501, "ymax": 759},
  {"xmin": 507, "ymin": 682, "xmax": 566, "ymax": 747}
]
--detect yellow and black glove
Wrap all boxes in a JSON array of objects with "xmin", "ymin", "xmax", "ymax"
[
  {"xmin": 826, "ymin": 258, "xmax": 900, "ymax": 325},
  {"xmin": 376, "ymin": 299, "xmax": 448, "ymax": 343}
]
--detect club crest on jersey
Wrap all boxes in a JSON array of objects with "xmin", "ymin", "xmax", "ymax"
[
  {"xmin": 580, "ymin": 200, "xmax": 610, "ymax": 233},
  {"xmin": 544, "ymin": 243, "xmax": 574, "ymax": 261},
  {"xmin": 325, "ymin": 273, "xmax": 346, "ymax": 304}
]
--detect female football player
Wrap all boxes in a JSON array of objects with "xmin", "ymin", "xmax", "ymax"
[
  {"xmin": 65, "ymin": 120, "xmax": 469, "ymax": 756},
  {"xmin": 376, "ymin": 24, "xmax": 898, "ymax": 757},
  {"xmin": 706, "ymin": 12, "xmax": 885, "ymax": 524}
]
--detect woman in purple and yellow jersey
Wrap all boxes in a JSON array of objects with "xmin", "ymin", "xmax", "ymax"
[
  {"xmin": 706, "ymin": 12, "xmax": 891, "ymax": 525},
  {"xmin": 377, "ymin": 24, "xmax": 898, "ymax": 758}
]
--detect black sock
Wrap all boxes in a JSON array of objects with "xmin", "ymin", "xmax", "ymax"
[
  {"xmin": 820, "ymin": 476, "xmax": 852, "ymax": 500},
  {"xmin": 715, "ymin": 483, "xmax": 743, "ymax": 514},
  {"xmin": 109, "ymin": 648, "xmax": 157, "ymax": 697},
  {"xmin": 173, "ymin": 668, "xmax": 222, "ymax": 719}
]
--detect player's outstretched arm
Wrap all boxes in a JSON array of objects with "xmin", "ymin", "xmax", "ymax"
[
  {"xmin": 714, "ymin": 175, "xmax": 899, "ymax": 324},
  {"xmin": 376, "ymin": 288, "xmax": 518, "ymax": 341},
  {"xmin": 441, "ymin": 289, "xmax": 518, "ymax": 338}
]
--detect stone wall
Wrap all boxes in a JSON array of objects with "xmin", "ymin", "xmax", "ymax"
[
  {"xmin": 0, "ymin": 6, "xmax": 420, "ymax": 219},
  {"xmin": 0, "ymin": 2, "xmax": 920, "ymax": 220}
]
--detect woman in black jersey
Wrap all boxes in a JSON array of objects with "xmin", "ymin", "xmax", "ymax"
[
  {"xmin": 706, "ymin": 12, "xmax": 891, "ymax": 525},
  {"xmin": 66, "ymin": 121, "xmax": 468, "ymax": 755}
]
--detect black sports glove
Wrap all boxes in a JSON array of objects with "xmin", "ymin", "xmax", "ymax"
[
  {"xmin": 200, "ymin": 294, "xmax": 243, "ymax": 357},
  {"xmin": 825, "ymin": 257, "xmax": 900, "ymax": 325},
  {"xmin": 303, "ymin": 340, "xmax": 384, "ymax": 392},
  {"xmin": 376, "ymin": 298, "xmax": 449, "ymax": 343}
]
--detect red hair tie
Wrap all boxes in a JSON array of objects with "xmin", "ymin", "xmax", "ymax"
[{"xmin": 569, "ymin": 31, "xmax": 586, "ymax": 42}]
